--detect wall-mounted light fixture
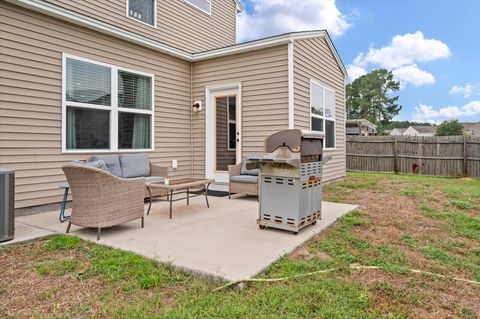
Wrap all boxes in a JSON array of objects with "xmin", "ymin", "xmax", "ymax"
[{"xmin": 193, "ymin": 101, "xmax": 202, "ymax": 112}]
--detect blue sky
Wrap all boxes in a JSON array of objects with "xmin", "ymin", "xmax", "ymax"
[{"xmin": 237, "ymin": 0, "xmax": 480, "ymax": 123}]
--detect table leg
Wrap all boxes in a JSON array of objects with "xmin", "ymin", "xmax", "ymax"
[
  {"xmin": 169, "ymin": 189, "xmax": 173, "ymax": 219},
  {"xmin": 205, "ymin": 183, "xmax": 210, "ymax": 208},
  {"xmin": 187, "ymin": 187, "xmax": 189, "ymax": 205},
  {"xmin": 147, "ymin": 187, "xmax": 152, "ymax": 215},
  {"xmin": 59, "ymin": 187, "xmax": 70, "ymax": 223}
]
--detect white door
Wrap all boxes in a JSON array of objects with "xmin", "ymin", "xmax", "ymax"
[{"xmin": 205, "ymin": 84, "xmax": 242, "ymax": 183}]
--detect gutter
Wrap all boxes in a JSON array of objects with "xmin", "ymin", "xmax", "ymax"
[{"xmin": 4, "ymin": 0, "xmax": 347, "ymax": 76}]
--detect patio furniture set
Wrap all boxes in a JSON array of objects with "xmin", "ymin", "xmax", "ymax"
[
  {"xmin": 61, "ymin": 154, "xmax": 213, "ymax": 240},
  {"xmin": 60, "ymin": 129, "xmax": 326, "ymax": 239}
]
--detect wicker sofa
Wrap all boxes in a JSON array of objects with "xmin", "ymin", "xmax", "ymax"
[
  {"xmin": 87, "ymin": 154, "xmax": 169, "ymax": 198},
  {"xmin": 228, "ymin": 161, "xmax": 260, "ymax": 199},
  {"xmin": 62, "ymin": 165, "xmax": 146, "ymax": 240}
]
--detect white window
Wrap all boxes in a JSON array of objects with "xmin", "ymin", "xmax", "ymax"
[
  {"xmin": 226, "ymin": 96, "xmax": 236, "ymax": 150},
  {"xmin": 127, "ymin": 0, "xmax": 156, "ymax": 27},
  {"xmin": 184, "ymin": 0, "xmax": 212, "ymax": 15},
  {"xmin": 310, "ymin": 80, "xmax": 336, "ymax": 149},
  {"xmin": 62, "ymin": 54, "xmax": 154, "ymax": 153}
]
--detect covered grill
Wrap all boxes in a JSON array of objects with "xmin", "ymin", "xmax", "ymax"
[{"xmin": 246, "ymin": 129, "xmax": 327, "ymax": 234}]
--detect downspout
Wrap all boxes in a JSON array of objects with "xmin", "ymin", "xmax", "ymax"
[
  {"xmin": 288, "ymin": 40, "xmax": 295, "ymax": 129},
  {"xmin": 190, "ymin": 63, "xmax": 194, "ymax": 177}
]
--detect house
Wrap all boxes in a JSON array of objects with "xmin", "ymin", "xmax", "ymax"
[
  {"xmin": 346, "ymin": 119, "xmax": 377, "ymax": 136},
  {"xmin": 402, "ymin": 126, "xmax": 437, "ymax": 136},
  {"xmin": 0, "ymin": 0, "xmax": 347, "ymax": 209},
  {"xmin": 462, "ymin": 122, "xmax": 480, "ymax": 136},
  {"xmin": 389, "ymin": 128, "xmax": 407, "ymax": 136}
]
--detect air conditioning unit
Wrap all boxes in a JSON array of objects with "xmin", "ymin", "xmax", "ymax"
[{"xmin": 0, "ymin": 169, "xmax": 15, "ymax": 242}]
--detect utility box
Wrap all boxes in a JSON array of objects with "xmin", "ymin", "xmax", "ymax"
[{"xmin": 0, "ymin": 169, "xmax": 15, "ymax": 242}]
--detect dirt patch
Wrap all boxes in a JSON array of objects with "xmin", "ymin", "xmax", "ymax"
[{"xmin": 317, "ymin": 174, "xmax": 480, "ymax": 318}]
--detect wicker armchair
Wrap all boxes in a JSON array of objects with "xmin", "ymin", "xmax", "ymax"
[
  {"xmin": 62, "ymin": 165, "xmax": 145, "ymax": 240},
  {"xmin": 228, "ymin": 162, "xmax": 259, "ymax": 199}
]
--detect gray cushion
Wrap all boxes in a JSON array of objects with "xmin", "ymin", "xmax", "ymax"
[
  {"xmin": 241, "ymin": 161, "xmax": 261, "ymax": 176},
  {"xmin": 90, "ymin": 155, "xmax": 122, "ymax": 177},
  {"xmin": 120, "ymin": 154, "xmax": 150, "ymax": 178},
  {"xmin": 71, "ymin": 160, "xmax": 108, "ymax": 171},
  {"xmin": 145, "ymin": 176, "xmax": 165, "ymax": 184},
  {"xmin": 230, "ymin": 175, "xmax": 258, "ymax": 184}
]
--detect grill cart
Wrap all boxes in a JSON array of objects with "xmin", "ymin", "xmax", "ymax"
[{"xmin": 247, "ymin": 129, "xmax": 326, "ymax": 234}]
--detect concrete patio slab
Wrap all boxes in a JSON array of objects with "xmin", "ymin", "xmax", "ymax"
[
  {"xmin": 11, "ymin": 196, "xmax": 357, "ymax": 281},
  {"xmin": 0, "ymin": 221, "xmax": 54, "ymax": 247}
]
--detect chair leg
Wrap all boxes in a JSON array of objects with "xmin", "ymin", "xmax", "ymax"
[
  {"xmin": 66, "ymin": 221, "xmax": 71, "ymax": 233},
  {"xmin": 97, "ymin": 228, "xmax": 101, "ymax": 241},
  {"xmin": 141, "ymin": 217, "xmax": 144, "ymax": 228}
]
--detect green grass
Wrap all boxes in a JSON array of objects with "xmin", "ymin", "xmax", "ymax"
[{"xmin": 5, "ymin": 172, "xmax": 480, "ymax": 318}]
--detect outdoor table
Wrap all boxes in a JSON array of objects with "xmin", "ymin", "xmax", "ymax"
[{"xmin": 145, "ymin": 178, "xmax": 214, "ymax": 219}]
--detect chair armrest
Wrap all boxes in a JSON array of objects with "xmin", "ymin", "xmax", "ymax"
[
  {"xmin": 228, "ymin": 163, "xmax": 242, "ymax": 177},
  {"xmin": 150, "ymin": 162, "xmax": 169, "ymax": 177}
]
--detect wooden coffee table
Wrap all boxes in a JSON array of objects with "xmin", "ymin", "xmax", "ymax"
[{"xmin": 145, "ymin": 178, "xmax": 215, "ymax": 219}]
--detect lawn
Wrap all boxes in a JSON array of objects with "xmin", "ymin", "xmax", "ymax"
[{"xmin": 1, "ymin": 172, "xmax": 479, "ymax": 318}]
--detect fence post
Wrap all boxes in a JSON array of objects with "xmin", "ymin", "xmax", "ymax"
[
  {"xmin": 464, "ymin": 135, "xmax": 468, "ymax": 177},
  {"xmin": 393, "ymin": 137, "xmax": 398, "ymax": 174}
]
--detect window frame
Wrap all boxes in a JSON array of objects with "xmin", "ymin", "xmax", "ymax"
[
  {"xmin": 226, "ymin": 96, "xmax": 236, "ymax": 151},
  {"xmin": 126, "ymin": 0, "xmax": 157, "ymax": 28},
  {"xmin": 184, "ymin": 0, "xmax": 212, "ymax": 16},
  {"xmin": 62, "ymin": 53, "xmax": 155, "ymax": 153},
  {"xmin": 309, "ymin": 79, "xmax": 336, "ymax": 150}
]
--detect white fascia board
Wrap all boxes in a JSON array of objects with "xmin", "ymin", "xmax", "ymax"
[
  {"xmin": 6, "ymin": 0, "xmax": 193, "ymax": 60},
  {"xmin": 193, "ymin": 31, "xmax": 326, "ymax": 61},
  {"xmin": 234, "ymin": 0, "xmax": 244, "ymax": 13}
]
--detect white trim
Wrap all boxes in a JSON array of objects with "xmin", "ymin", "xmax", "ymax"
[
  {"xmin": 126, "ymin": 0, "xmax": 157, "ymax": 28},
  {"xmin": 193, "ymin": 31, "xmax": 327, "ymax": 61},
  {"xmin": 184, "ymin": 0, "xmax": 212, "ymax": 15},
  {"xmin": 205, "ymin": 82, "xmax": 242, "ymax": 183},
  {"xmin": 309, "ymin": 79, "xmax": 336, "ymax": 150},
  {"xmin": 288, "ymin": 41, "xmax": 294, "ymax": 129},
  {"xmin": 4, "ymin": 0, "xmax": 346, "ymax": 74},
  {"xmin": 61, "ymin": 53, "xmax": 155, "ymax": 153},
  {"xmin": 233, "ymin": 0, "xmax": 244, "ymax": 12}
]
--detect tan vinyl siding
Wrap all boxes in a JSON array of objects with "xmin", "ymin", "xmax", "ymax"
[
  {"xmin": 293, "ymin": 37, "xmax": 346, "ymax": 182},
  {"xmin": 0, "ymin": 2, "xmax": 192, "ymax": 208},
  {"xmin": 192, "ymin": 45, "xmax": 289, "ymax": 177},
  {"xmin": 44, "ymin": 0, "xmax": 237, "ymax": 52}
]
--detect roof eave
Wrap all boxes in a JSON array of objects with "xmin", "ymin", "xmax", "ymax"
[
  {"xmin": 7, "ymin": 0, "xmax": 346, "ymax": 76},
  {"xmin": 234, "ymin": 0, "xmax": 244, "ymax": 13}
]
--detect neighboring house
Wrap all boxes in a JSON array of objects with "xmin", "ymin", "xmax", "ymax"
[
  {"xmin": 403, "ymin": 126, "xmax": 437, "ymax": 136},
  {"xmin": 346, "ymin": 119, "xmax": 377, "ymax": 136},
  {"xmin": 462, "ymin": 122, "xmax": 480, "ymax": 136},
  {"xmin": 390, "ymin": 128, "xmax": 407, "ymax": 136},
  {"xmin": 0, "ymin": 0, "xmax": 347, "ymax": 209}
]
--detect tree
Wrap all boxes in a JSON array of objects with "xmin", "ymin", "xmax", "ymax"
[
  {"xmin": 436, "ymin": 119, "xmax": 464, "ymax": 136},
  {"xmin": 346, "ymin": 69, "xmax": 402, "ymax": 127}
]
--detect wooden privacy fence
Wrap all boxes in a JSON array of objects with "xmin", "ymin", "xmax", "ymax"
[{"xmin": 346, "ymin": 136, "xmax": 480, "ymax": 178}]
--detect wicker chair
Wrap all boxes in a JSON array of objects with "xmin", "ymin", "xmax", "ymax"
[
  {"xmin": 62, "ymin": 165, "xmax": 145, "ymax": 240},
  {"xmin": 228, "ymin": 162, "xmax": 259, "ymax": 199}
]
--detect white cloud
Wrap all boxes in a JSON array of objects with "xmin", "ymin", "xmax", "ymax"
[
  {"xmin": 392, "ymin": 64, "xmax": 435, "ymax": 87},
  {"xmin": 346, "ymin": 65, "xmax": 367, "ymax": 82},
  {"xmin": 449, "ymin": 83, "xmax": 477, "ymax": 98},
  {"xmin": 349, "ymin": 31, "xmax": 450, "ymax": 87},
  {"xmin": 237, "ymin": 0, "xmax": 352, "ymax": 42},
  {"xmin": 359, "ymin": 31, "xmax": 451, "ymax": 69},
  {"xmin": 413, "ymin": 100, "xmax": 480, "ymax": 122}
]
